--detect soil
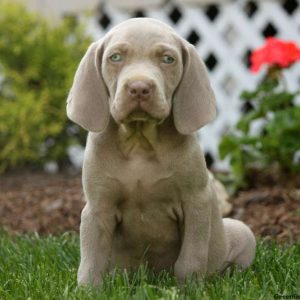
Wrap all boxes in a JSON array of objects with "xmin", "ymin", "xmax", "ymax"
[
  {"xmin": 0, "ymin": 171, "xmax": 84, "ymax": 235},
  {"xmin": 0, "ymin": 171, "xmax": 299, "ymax": 242}
]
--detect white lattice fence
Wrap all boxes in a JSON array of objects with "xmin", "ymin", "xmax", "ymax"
[{"xmin": 86, "ymin": 0, "xmax": 300, "ymax": 169}]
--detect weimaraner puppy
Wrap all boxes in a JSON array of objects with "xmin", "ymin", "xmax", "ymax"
[{"xmin": 67, "ymin": 18, "xmax": 256, "ymax": 286}]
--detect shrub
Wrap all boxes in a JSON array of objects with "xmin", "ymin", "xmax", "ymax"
[
  {"xmin": 219, "ymin": 38, "xmax": 300, "ymax": 190},
  {"xmin": 0, "ymin": 1, "xmax": 91, "ymax": 172}
]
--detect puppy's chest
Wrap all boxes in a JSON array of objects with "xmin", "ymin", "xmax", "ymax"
[
  {"xmin": 112, "ymin": 156, "xmax": 181, "ymax": 263},
  {"xmin": 117, "ymin": 157, "xmax": 172, "ymax": 196}
]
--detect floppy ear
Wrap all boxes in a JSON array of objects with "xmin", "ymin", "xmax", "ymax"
[
  {"xmin": 173, "ymin": 40, "xmax": 216, "ymax": 135},
  {"xmin": 66, "ymin": 40, "xmax": 109, "ymax": 132}
]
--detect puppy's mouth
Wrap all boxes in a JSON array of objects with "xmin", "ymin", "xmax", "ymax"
[
  {"xmin": 122, "ymin": 111, "xmax": 162, "ymax": 124},
  {"xmin": 126, "ymin": 111, "xmax": 151, "ymax": 122}
]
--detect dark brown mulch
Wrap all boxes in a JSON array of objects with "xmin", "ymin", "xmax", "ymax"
[
  {"xmin": 229, "ymin": 169, "xmax": 300, "ymax": 242},
  {"xmin": 0, "ymin": 171, "xmax": 84, "ymax": 235},
  {"xmin": 229, "ymin": 188, "xmax": 300, "ymax": 242},
  {"xmin": 0, "ymin": 171, "xmax": 299, "ymax": 242}
]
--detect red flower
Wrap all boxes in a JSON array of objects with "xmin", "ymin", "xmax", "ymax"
[{"xmin": 250, "ymin": 37, "xmax": 300, "ymax": 73}]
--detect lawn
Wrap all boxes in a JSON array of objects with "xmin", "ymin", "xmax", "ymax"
[{"xmin": 0, "ymin": 231, "xmax": 299, "ymax": 300}]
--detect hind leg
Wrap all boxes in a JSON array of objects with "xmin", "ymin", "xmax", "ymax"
[{"xmin": 221, "ymin": 218, "xmax": 256, "ymax": 272}]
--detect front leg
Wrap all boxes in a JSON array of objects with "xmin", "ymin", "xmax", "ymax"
[
  {"xmin": 78, "ymin": 202, "xmax": 117, "ymax": 286},
  {"xmin": 174, "ymin": 185, "xmax": 212, "ymax": 283}
]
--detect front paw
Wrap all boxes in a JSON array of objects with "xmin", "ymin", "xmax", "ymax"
[
  {"xmin": 77, "ymin": 265, "xmax": 103, "ymax": 287},
  {"xmin": 174, "ymin": 259, "xmax": 206, "ymax": 284}
]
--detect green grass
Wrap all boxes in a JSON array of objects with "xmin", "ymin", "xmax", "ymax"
[{"xmin": 0, "ymin": 231, "xmax": 299, "ymax": 300}]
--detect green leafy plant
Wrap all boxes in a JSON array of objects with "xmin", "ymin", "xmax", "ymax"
[
  {"xmin": 0, "ymin": 1, "xmax": 91, "ymax": 172},
  {"xmin": 219, "ymin": 37, "xmax": 300, "ymax": 189}
]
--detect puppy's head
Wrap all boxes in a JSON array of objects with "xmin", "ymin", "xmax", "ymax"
[{"xmin": 67, "ymin": 18, "xmax": 216, "ymax": 135}]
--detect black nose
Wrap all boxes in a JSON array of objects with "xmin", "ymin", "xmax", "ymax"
[{"xmin": 127, "ymin": 81, "xmax": 153, "ymax": 99}]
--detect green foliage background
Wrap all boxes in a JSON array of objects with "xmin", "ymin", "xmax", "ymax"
[{"xmin": 0, "ymin": 2, "xmax": 91, "ymax": 172}]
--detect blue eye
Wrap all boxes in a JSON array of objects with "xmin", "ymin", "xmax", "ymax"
[
  {"xmin": 110, "ymin": 53, "xmax": 122, "ymax": 62},
  {"xmin": 162, "ymin": 55, "xmax": 175, "ymax": 64}
]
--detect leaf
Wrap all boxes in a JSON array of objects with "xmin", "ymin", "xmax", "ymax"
[
  {"xmin": 218, "ymin": 134, "xmax": 241, "ymax": 160},
  {"xmin": 236, "ymin": 111, "xmax": 263, "ymax": 133}
]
